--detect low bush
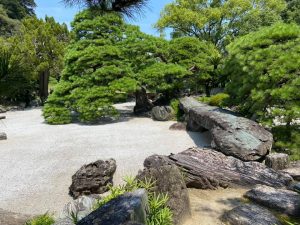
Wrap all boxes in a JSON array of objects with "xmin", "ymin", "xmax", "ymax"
[
  {"xmin": 170, "ymin": 99, "xmax": 183, "ymax": 121},
  {"xmin": 198, "ymin": 93, "xmax": 229, "ymax": 107},
  {"xmin": 25, "ymin": 214, "xmax": 55, "ymax": 225},
  {"xmin": 94, "ymin": 176, "xmax": 173, "ymax": 225}
]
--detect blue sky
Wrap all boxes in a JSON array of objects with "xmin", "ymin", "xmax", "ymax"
[{"xmin": 35, "ymin": 0, "xmax": 172, "ymax": 36}]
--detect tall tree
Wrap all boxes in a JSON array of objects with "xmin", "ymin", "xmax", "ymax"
[
  {"xmin": 62, "ymin": 0, "xmax": 148, "ymax": 17},
  {"xmin": 0, "ymin": 5, "xmax": 20, "ymax": 36},
  {"xmin": 0, "ymin": 0, "xmax": 36, "ymax": 20},
  {"xmin": 156, "ymin": 0, "xmax": 286, "ymax": 50},
  {"xmin": 282, "ymin": 0, "xmax": 300, "ymax": 24},
  {"xmin": 224, "ymin": 23, "xmax": 300, "ymax": 156}
]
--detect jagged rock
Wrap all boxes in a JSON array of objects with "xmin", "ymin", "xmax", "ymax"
[
  {"xmin": 137, "ymin": 164, "xmax": 191, "ymax": 224},
  {"xmin": 179, "ymin": 97, "xmax": 273, "ymax": 161},
  {"xmin": 77, "ymin": 189, "xmax": 148, "ymax": 225},
  {"xmin": 69, "ymin": 159, "xmax": 116, "ymax": 199},
  {"xmin": 0, "ymin": 132, "xmax": 7, "ymax": 140},
  {"xmin": 134, "ymin": 87, "xmax": 154, "ymax": 115},
  {"xmin": 144, "ymin": 148, "xmax": 293, "ymax": 190},
  {"xmin": 265, "ymin": 153, "xmax": 289, "ymax": 170},
  {"xmin": 245, "ymin": 185, "xmax": 300, "ymax": 217},
  {"xmin": 281, "ymin": 161, "xmax": 300, "ymax": 181},
  {"xmin": 0, "ymin": 208, "xmax": 32, "ymax": 225},
  {"xmin": 222, "ymin": 204, "xmax": 282, "ymax": 225},
  {"xmin": 151, "ymin": 106, "xmax": 173, "ymax": 121},
  {"xmin": 169, "ymin": 122, "xmax": 187, "ymax": 131}
]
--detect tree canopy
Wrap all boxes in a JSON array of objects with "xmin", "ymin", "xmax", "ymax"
[
  {"xmin": 156, "ymin": 0, "xmax": 286, "ymax": 50},
  {"xmin": 0, "ymin": 0, "xmax": 36, "ymax": 20},
  {"xmin": 63, "ymin": 0, "xmax": 149, "ymax": 18}
]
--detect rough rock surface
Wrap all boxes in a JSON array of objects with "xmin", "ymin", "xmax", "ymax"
[
  {"xmin": 179, "ymin": 97, "xmax": 273, "ymax": 161},
  {"xmin": 281, "ymin": 161, "xmax": 300, "ymax": 181},
  {"xmin": 245, "ymin": 185, "xmax": 300, "ymax": 216},
  {"xmin": 69, "ymin": 159, "xmax": 116, "ymax": 199},
  {"xmin": 0, "ymin": 132, "xmax": 7, "ymax": 140},
  {"xmin": 144, "ymin": 148, "xmax": 293, "ymax": 190},
  {"xmin": 137, "ymin": 164, "xmax": 191, "ymax": 224},
  {"xmin": 151, "ymin": 106, "xmax": 173, "ymax": 121},
  {"xmin": 0, "ymin": 208, "xmax": 32, "ymax": 225},
  {"xmin": 77, "ymin": 189, "xmax": 148, "ymax": 225},
  {"xmin": 265, "ymin": 153, "xmax": 289, "ymax": 170},
  {"xmin": 222, "ymin": 204, "xmax": 282, "ymax": 225}
]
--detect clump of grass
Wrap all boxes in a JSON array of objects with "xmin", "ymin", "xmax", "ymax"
[
  {"xmin": 170, "ymin": 99, "xmax": 184, "ymax": 121},
  {"xmin": 198, "ymin": 93, "xmax": 230, "ymax": 107},
  {"xmin": 25, "ymin": 213, "xmax": 55, "ymax": 225},
  {"xmin": 94, "ymin": 176, "xmax": 173, "ymax": 225}
]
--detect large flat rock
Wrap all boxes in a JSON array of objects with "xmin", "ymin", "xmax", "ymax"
[
  {"xmin": 222, "ymin": 204, "xmax": 282, "ymax": 225},
  {"xmin": 144, "ymin": 148, "xmax": 293, "ymax": 190},
  {"xmin": 179, "ymin": 97, "xmax": 273, "ymax": 161},
  {"xmin": 245, "ymin": 185, "xmax": 300, "ymax": 217}
]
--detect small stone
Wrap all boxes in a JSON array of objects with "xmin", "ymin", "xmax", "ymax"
[
  {"xmin": 169, "ymin": 122, "xmax": 187, "ymax": 131},
  {"xmin": 222, "ymin": 204, "xmax": 282, "ymax": 225},
  {"xmin": 77, "ymin": 189, "xmax": 148, "ymax": 225},
  {"xmin": 265, "ymin": 153, "xmax": 289, "ymax": 170},
  {"xmin": 0, "ymin": 132, "xmax": 7, "ymax": 140},
  {"xmin": 0, "ymin": 115, "xmax": 6, "ymax": 120}
]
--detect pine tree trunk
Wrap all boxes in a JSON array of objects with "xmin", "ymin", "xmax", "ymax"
[{"xmin": 39, "ymin": 70, "xmax": 49, "ymax": 102}]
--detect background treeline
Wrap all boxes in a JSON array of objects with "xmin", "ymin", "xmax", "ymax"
[
  {"xmin": 0, "ymin": 0, "xmax": 69, "ymax": 105},
  {"xmin": 0, "ymin": 0, "xmax": 299, "ymax": 158}
]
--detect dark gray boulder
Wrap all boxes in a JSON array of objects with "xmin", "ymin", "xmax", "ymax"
[
  {"xmin": 222, "ymin": 204, "xmax": 282, "ymax": 225},
  {"xmin": 245, "ymin": 185, "xmax": 300, "ymax": 217},
  {"xmin": 69, "ymin": 159, "xmax": 116, "ymax": 199},
  {"xmin": 265, "ymin": 153, "xmax": 289, "ymax": 170},
  {"xmin": 179, "ymin": 97, "xmax": 273, "ymax": 161},
  {"xmin": 137, "ymin": 164, "xmax": 191, "ymax": 224},
  {"xmin": 144, "ymin": 148, "xmax": 293, "ymax": 190},
  {"xmin": 0, "ymin": 132, "xmax": 7, "ymax": 140},
  {"xmin": 77, "ymin": 189, "xmax": 148, "ymax": 225},
  {"xmin": 151, "ymin": 106, "xmax": 173, "ymax": 121}
]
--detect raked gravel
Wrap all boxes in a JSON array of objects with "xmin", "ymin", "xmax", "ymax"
[{"xmin": 0, "ymin": 102, "xmax": 211, "ymax": 216}]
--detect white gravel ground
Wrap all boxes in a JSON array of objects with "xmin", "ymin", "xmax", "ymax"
[{"xmin": 0, "ymin": 102, "xmax": 211, "ymax": 216}]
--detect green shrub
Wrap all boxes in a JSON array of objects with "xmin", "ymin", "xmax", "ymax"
[
  {"xmin": 170, "ymin": 99, "xmax": 183, "ymax": 121},
  {"xmin": 272, "ymin": 125, "xmax": 300, "ymax": 161},
  {"xmin": 198, "ymin": 93, "xmax": 229, "ymax": 107},
  {"xmin": 94, "ymin": 176, "xmax": 173, "ymax": 225},
  {"xmin": 25, "ymin": 214, "xmax": 55, "ymax": 225}
]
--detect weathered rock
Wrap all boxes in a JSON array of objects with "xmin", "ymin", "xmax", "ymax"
[
  {"xmin": 245, "ymin": 185, "xmax": 300, "ymax": 216},
  {"xmin": 63, "ymin": 195, "xmax": 98, "ymax": 222},
  {"xmin": 179, "ymin": 97, "xmax": 273, "ymax": 161},
  {"xmin": 137, "ymin": 165, "xmax": 191, "ymax": 224},
  {"xmin": 151, "ymin": 106, "xmax": 173, "ymax": 121},
  {"xmin": 222, "ymin": 204, "xmax": 282, "ymax": 225},
  {"xmin": 0, "ymin": 132, "xmax": 7, "ymax": 140},
  {"xmin": 169, "ymin": 122, "xmax": 187, "ymax": 131},
  {"xmin": 77, "ymin": 189, "xmax": 148, "ymax": 225},
  {"xmin": 69, "ymin": 159, "xmax": 117, "ymax": 199},
  {"xmin": 144, "ymin": 148, "xmax": 293, "ymax": 190},
  {"xmin": 0, "ymin": 208, "xmax": 32, "ymax": 225},
  {"xmin": 281, "ymin": 161, "xmax": 300, "ymax": 181},
  {"xmin": 265, "ymin": 153, "xmax": 289, "ymax": 170},
  {"xmin": 134, "ymin": 87, "xmax": 154, "ymax": 115}
]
